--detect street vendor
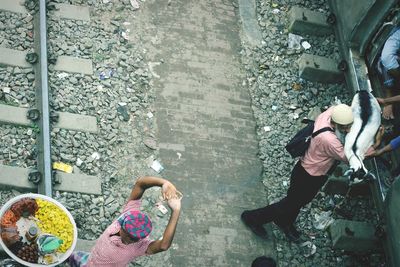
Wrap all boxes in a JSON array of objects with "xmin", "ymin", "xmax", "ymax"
[{"xmin": 68, "ymin": 176, "xmax": 181, "ymax": 267}]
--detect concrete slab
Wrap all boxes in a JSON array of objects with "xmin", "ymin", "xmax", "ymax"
[
  {"xmin": 54, "ymin": 171, "xmax": 101, "ymax": 195},
  {"xmin": 135, "ymin": 0, "xmax": 275, "ymax": 265},
  {"xmin": 0, "ymin": 104, "xmax": 31, "ymax": 126},
  {"xmin": 330, "ymin": 219, "xmax": 378, "ymax": 252},
  {"xmin": 298, "ymin": 53, "xmax": 344, "ymax": 83},
  {"xmin": 323, "ymin": 176, "xmax": 349, "ymax": 195},
  {"xmin": 0, "ymin": 165, "xmax": 35, "ymax": 190},
  {"xmin": 0, "ymin": 104, "xmax": 98, "ymax": 133},
  {"xmin": 289, "ymin": 6, "xmax": 333, "ymax": 36},
  {"xmin": 238, "ymin": 0, "xmax": 262, "ymax": 46},
  {"xmin": 0, "ymin": 47, "xmax": 31, "ymax": 68},
  {"xmin": 0, "ymin": 165, "xmax": 101, "ymax": 195},
  {"xmin": 56, "ymin": 112, "xmax": 98, "ymax": 133},
  {"xmin": 54, "ymin": 56, "xmax": 93, "ymax": 75},
  {"xmin": 0, "ymin": 0, "xmax": 27, "ymax": 13},
  {"xmin": 54, "ymin": 3, "xmax": 90, "ymax": 21}
]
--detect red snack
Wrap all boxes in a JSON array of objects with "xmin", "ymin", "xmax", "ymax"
[
  {"xmin": 10, "ymin": 198, "xmax": 38, "ymax": 218},
  {"xmin": 0, "ymin": 210, "xmax": 18, "ymax": 228}
]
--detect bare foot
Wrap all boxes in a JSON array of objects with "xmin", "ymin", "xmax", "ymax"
[{"xmin": 382, "ymin": 105, "xmax": 394, "ymax": 120}]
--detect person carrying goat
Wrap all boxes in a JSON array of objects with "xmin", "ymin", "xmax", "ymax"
[{"xmin": 241, "ymin": 104, "xmax": 355, "ymax": 243}]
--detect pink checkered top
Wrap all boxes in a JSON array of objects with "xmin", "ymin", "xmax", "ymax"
[{"xmin": 87, "ymin": 200, "xmax": 153, "ymax": 267}]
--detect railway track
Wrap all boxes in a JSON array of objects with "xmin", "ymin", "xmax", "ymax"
[{"xmin": 0, "ymin": 0, "xmax": 101, "ymax": 197}]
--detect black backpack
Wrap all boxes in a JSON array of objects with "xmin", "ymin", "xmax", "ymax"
[{"xmin": 285, "ymin": 119, "xmax": 334, "ymax": 158}]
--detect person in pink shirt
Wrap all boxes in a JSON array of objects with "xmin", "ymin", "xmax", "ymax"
[
  {"xmin": 241, "ymin": 104, "xmax": 354, "ymax": 243},
  {"xmin": 68, "ymin": 176, "xmax": 181, "ymax": 267}
]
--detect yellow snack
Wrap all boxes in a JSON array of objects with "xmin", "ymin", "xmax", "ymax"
[{"xmin": 35, "ymin": 199, "xmax": 74, "ymax": 253}]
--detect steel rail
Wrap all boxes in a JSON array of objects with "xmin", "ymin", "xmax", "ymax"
[{"xmin": 36, "ymin": 0, "xmax": 52, "ymax": 196}]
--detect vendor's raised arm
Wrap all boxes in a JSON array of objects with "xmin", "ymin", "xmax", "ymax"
[
  {"xmin": 129, "ymin": 176, "xmax": 177, "ymax": 201},
  {"xmin": 146, "ymin": 197, "xmax": 181, "ymax": 254}
]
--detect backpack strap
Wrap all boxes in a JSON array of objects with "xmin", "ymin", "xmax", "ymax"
[{"xmin": 311, "ymin": 127, "xmax": 334, "ymax": 138}]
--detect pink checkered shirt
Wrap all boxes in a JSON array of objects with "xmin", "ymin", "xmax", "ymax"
[
  {"xmin": 301, "ymin": 107, "xmax": 347, "ymax": 176},
  {"xmin": 87, "ymin": 200, "xmax": 153, "ymax": 267}
]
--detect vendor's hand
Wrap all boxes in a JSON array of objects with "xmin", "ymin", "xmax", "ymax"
[
  {"xmin": 382, "ymin": 105, "xmax": 394, "ymax": 120},
  {"xmin": 162, "ymin": 181, "xmax": 177, "ymax": 200},
  {"xmin": 167, "ymin": 197, "xmax": 181, "ymax": 211}
]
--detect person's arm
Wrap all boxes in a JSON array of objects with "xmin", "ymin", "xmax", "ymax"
[
  {"xmin": 364, "ymin": 126, "xmax": 385, "ymax": 156},
  {"xmin": 372, "ymin": 126, "xmax": 385, "ymax": 150},
  {"xmin": 129, "ymin": 176, "xmax": 177, "ymax": 201},
  {"xmin": 324, "ymin": 137, "xmax": 348, "ymax": 163},
  {"xmin": 377, "ymin": 95, "xmax": 400, "ymax": 106},
  {"xmin": 146, "ymin": 198, "xmax": 181, "ymax": 254},
  {"xmin": 367, "ymin": 134, "xmax": 400, "ymax": 157},
  {"xmin": 376, "ymin": 143, "xmax": 394, "ymax": 156}
]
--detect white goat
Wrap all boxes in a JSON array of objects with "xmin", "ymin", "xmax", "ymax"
[{"xmin": 344, "ymin": 90, "xmax": 381, "ymax": 180}]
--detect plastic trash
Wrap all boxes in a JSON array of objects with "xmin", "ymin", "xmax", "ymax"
[
  {"xmin": 301, "ymin": 40, "xmax": 311, "ymax": 50},
  {"xmin": 151, "ymin": 160, "xmax": 164, "ymax": 173},
  {"xmin": 176, "ymin": 152, "xmax": 182, "ymax": 159},
  {"xmin": 156, "ymin": 203, "xmax": 168, "ymax": 214},
  {"xmin": 272, "ymin": 8, "xmax": 280, "ymax": 14},
  {"xmin": 76, "ymin": 158, "xmax": 83, "ymax": 167},
  {"xmin": 313, "ymin": 211, "xmax": 334, "ymax": 230},
  {"xmin": 57, "ymin": 73, "xmax": 69, "ymax": 79},
  {"xmin": 99, "ymin": 69, "xmax": 116, "ymax": 80},
  {"xmin": 130, "ymin": 0, "xmax": 139, "ymax": 10},
  {"xmin": 53, "ymin": 162, "xmax": 73, "ymax": 173},
  {"xmin": 300, "ymin": 241, "xmax": 317, "ymax": 257},
  {"xmin": 37, "ymin": 234, "xmax": 63, "ymax": 254},
  {"xmin": 91, "ymin": 152, "xmax": 101, "ymax": 160},
  {"xmin": 288, "ymin": 33, "xmax": 303, "ymax": 50},
  {"xmin": 121, "ymin": 31, "xmax": 129, "ymax": 40},
  {"xmin": 147, "ymin": 112, "xmax": 154, "ymax": 118},
  {"xmin": 263, "ymin": 126, "xmax": 271, "ymax": 132},
  {"xmin": 99, "ymin": 71, "xmax": 106, "ymax": 80}
]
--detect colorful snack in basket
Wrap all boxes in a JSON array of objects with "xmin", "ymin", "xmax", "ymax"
[
  {"xmin": 0, "ymin": 210, "xmax": 18, "ymax": 228},
  {"xmin": 10, "ymin": 198, "xmax": 38, "ymax": 218},
  {"xmin": 35, "ymin": 199, "xmax": 73, "ymax": 253},
  {"xmin": 1, "ymin": 226, "xmax": 20, "ymax": 247},
  {"xmin": 16, "ymin": 243, "xmax": 39, "ymax": 263}
]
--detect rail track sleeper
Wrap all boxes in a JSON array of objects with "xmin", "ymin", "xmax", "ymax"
[
  {"xmin": 56, "ymin": 111, "xmax": 98, "ymax": 133},
  {"xmin": 53, "ymin": 3, "xmax": 90, "ymax": 21},
  {"xmin": 53, "ymin": 171, "xmax": 102, "ymax": 195},
  {"xmin": 0, "ymin": 104, "xmax": 32, "ymax": 126},
  {"xmin": 0, "ymin": 164, "xmax": 101, "ymax": 195},
  {"xmin": 54, "ymin": 55, "xmax": 93, "ymax": 75},
  {"xmin": 0, "ymin": 0, "xmax": 27, "ymax": 13},
  {"xmin": 0, "ymin": 104, "xmax": 98, "ymax": 133},
  {"xmin": 0, "ymin": 47, "xmax": 32, "ymax": 68}
]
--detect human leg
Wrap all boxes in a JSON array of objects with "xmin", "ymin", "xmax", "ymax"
[{"xmin": 275, "ymin": 162, "xmax": 327, "ymax": 226}]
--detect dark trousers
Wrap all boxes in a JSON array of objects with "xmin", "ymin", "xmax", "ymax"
[{"xmin": 247, "ymin": 161, "xmax": 327, "ymax": 227}]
